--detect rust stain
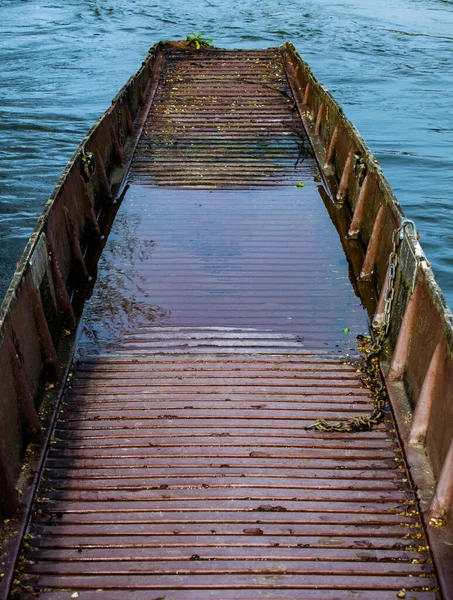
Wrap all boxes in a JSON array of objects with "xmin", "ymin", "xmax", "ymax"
[{"xmin": 8, "ymin": 45, "xmax": 442, "ymax": 599}]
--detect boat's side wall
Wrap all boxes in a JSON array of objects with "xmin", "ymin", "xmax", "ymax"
[
  {"xmin": 0, "ymin": 42, "xmax": 166, "ymax": 518},
  {"xmin": 282, "ymin": 43, "xmax": 453, "ymax": 520}
]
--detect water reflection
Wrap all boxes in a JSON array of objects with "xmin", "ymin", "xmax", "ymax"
[
  {"xmin": 78, "ymin": 186, "xmax": 367, "ymax": 357},
  {"xmin": 81, "ymin": 210, "xmax": 171, "ymax": 352}
]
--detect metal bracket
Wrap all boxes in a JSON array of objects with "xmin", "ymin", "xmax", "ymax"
[
  {"xmin": 399, "ymin": 219, "xmax": 418, "ymax": 294},
  {"xmin": 29, "ymin": 233, "xmax": 50, "ymax": 292}
]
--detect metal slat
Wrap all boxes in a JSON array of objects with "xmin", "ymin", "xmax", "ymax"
[
  {"xmin": 129, "ymin": 50, "xmax": 311, "ymax": 188},
  {"xmin": 19, "ymin": 352, "xmax": 438, "ymax": 597},
  {"xmin": 79, "ymin": 187, "xmax": 367, "ymax": 353},
  {"xmin": 28, "ymin": 593, "xmax": 439, "ymax": 600}
]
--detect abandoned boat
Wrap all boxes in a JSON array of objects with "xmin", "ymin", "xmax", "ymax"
[{"xmin": 0, "ymin": 40, "xmax": 452, "ymax": 598}]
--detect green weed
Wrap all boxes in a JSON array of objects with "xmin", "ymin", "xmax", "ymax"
[{"xmin": 186, "ymin": 32, "xmax": 213, "ymax": 50}]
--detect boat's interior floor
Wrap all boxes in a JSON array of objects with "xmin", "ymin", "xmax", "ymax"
[
  {"xmin": 80, "ymin": 186, "xmax": 366, "ymax": 356},
  {"xmin": 14, "ymin": 48, "xmax": 440, "ymax": 598}
]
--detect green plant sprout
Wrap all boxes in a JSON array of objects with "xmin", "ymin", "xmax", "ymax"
[{"xmin": 186, "ymin": 32, "xmax": 213, "ymax": 50}]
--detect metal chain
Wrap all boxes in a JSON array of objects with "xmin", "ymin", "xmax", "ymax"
[{"xmin": 306, "ymin": 219, "xmax": 417, "ymax": 433}]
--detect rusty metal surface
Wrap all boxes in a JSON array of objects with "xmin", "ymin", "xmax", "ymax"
[
  {"xmin": 0, "ymin": 42, "xmax": 163, "ymax": 522},
  {"xmin": 17, "ymin": 352, "xmax": 438, "ymax": 598},
  {"xmin": 4, "ymin": 43, "xmax": 447, "ymax": 598},
  {"xmin": 130, "ymin": 49, "xmax": 315, "ymax": 187}
]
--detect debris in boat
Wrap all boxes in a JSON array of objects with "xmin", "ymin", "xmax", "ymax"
[
  {"xmin": 306, "ymin": 335, "xmax": 390, "ymax": 432},
  {"xmin": 80, "ymin": 147, "xmax": 94, "ymax": 180},
  {"xmin": 429, "ymin": 517, "xmax": 447, "ymax": 528}
]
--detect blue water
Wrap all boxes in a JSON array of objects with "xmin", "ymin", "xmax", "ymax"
[{"xmin": 1, "ymin": 0, "xmax": 452, "ymax": 306}]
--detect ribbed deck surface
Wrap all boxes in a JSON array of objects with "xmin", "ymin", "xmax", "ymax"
[
  {"xmin": 80, "ymin": 187, "xmax": 366, "ymax": 356},
  {"xmin": 21, "ymin": 351, "xmax": 437, "ymax": 598},
  {"xmin": 15, "ymin": 47, "xmax": 440, "ymax": 598},
  {"xmin": 129, "ymin": 49, "xmax": 313, "ymax": 187}
]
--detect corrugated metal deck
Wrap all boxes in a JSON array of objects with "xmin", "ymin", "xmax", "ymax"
[
  {"xmin": 20, "ymin": 351, "xmax": 437, "ymax": 598},
  {"xmin": 14, "ymin": 47, "xmax": 440, "ymax": 598},
  {"xmin": 80, "ymin": 187, "xmax": 366, "ymax": 355},
  {"xmin": 130, "ymin": 49, "xmax": 313, "ymax": 188}
]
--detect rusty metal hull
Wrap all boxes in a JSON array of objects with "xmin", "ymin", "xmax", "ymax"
[
  {"xmin": 0, "ymin": 42, "xmax": 160, "ymax": 518},
  {"xmin": 281, "ymin": 43, "xmax": 453, "ymax": 593},
  {"xmin": 0, "ymin": 41, "xmax": 452, "ymax": 597}
]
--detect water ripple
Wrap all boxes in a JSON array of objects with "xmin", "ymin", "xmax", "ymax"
[{"xmin": 0, "ymin": 0, "xmax": 452, "ymax": 307}]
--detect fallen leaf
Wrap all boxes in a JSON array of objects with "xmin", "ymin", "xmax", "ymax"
[{"xmin": 243, "ymin": 528, "xmax": 264, "ymax": 536}]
